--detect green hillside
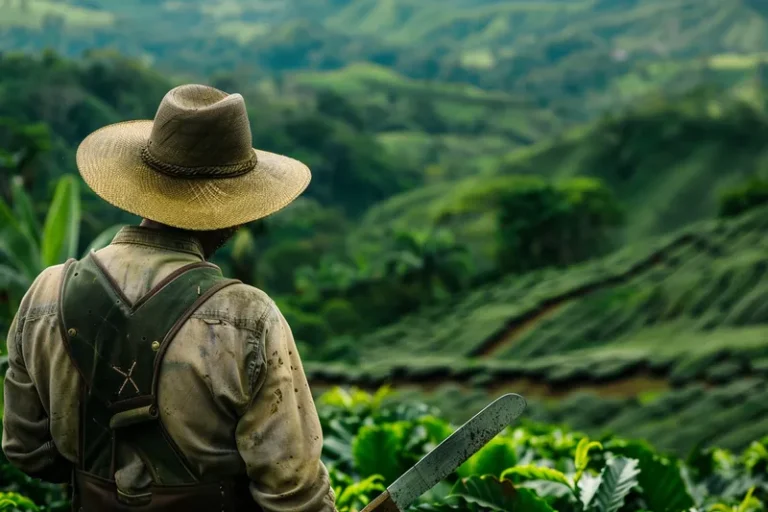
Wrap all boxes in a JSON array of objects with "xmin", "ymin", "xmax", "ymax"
[
  {"xmin": 307, "ymin": 204, "xmax": 768, "ymax": 454},
  {"xmin": 289, "ymin": 63, "xmax": 563, "ymax": 178},
  {"xmin": 349, "ymin": 85, "xmax": 768, "ymax": 273},
  {"xmin": 3, "ymin": 0, "xmax": 768, "ymax": 112}
]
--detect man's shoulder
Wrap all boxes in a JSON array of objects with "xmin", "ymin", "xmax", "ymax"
[
  {"xmin": 19, "ymin": 263, "xmax": 68, "ymax": 319},
  {"xmin": 195, "ymin": 280, "xmax": 280, "ymax": 334}
]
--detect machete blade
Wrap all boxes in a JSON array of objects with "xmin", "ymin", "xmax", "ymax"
[{"xmin": 384, "ymin": 393, "xmax": 526, "ymax": 510}]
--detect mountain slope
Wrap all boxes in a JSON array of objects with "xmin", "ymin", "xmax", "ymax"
[
  {"xmin": 288, "ymin": 63, "xmax": 563, "ymax": 178},
  {"xmin": 307, "ymin": 205, "xmax": 768, "ymax": 454},
  {"xmin": 348, "ymin": 86, "xmax": 768, "ymax": 273},
  {"xmin": 3, "ymin": 0, "xmax": 768, "ymax": 108}
]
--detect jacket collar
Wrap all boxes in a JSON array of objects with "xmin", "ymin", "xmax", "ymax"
[{"xmin": 110, "ymin": 226, "xmax": 205, "ymax": 260}]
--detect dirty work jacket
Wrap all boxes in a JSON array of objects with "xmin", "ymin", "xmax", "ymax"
[{"xmin": 2, "ymin": 226, "xmax": 337, "ymax": 512}]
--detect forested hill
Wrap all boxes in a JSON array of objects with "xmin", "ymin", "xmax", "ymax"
[{"xmin": 3, "ymin": 0, "xmax": 768, "ymax": 119}]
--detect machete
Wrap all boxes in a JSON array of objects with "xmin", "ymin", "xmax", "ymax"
[{"xmin": 360, "ymin": 393, "xmax": 526, "ymax": 512}]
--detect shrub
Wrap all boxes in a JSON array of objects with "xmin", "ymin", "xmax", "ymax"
[
  {"xmin": 321, "ymin": 298, "xmax": 364, "ymax": 335},
  {"xmin": 719, "ymin": 177, "xmax": 768, "ymax": 218},
  {"xmin": 3, "ymin": 388, "xmax": 767, "ymax": 512},
  {"xmin": 496, "ymin": 176, "xmax": 624, "ymax": 273}
]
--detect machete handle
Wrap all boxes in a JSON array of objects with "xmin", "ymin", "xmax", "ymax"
[{"xmin": 360, "ymin": 490, "xmax": 400, "ymax": 512}]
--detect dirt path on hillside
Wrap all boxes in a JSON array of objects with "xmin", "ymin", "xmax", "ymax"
[
  {"xmin": 310, "ymin": 234, "xmax": 723, "ymax": 401},
  {"xmin": 476, "ymin": 300, "xmax": 569, "ymax": 357},
  {"xmin": 471, "ymin": 233, "xmax": 705, "ymax": 357}
]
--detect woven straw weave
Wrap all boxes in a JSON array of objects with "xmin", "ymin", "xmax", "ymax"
[{"xmin": 76, "ymin": 84, "xmax": 311, "ymax": 230}]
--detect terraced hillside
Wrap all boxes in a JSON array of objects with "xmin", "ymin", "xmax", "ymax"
[{"xmin": 306, "ymin": 205, "xmax": 768, "ymax": 455}]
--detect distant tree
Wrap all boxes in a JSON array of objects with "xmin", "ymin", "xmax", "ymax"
[
  {"xmin": 262, "ymin": 240, "xmax": 323, "ymax": 295},
  {"xmin": 277, "ymin": 300, "xmax": 332, "ymax": 349},
  {"xmin": 293, "ymin": 256, "xmax": 360, "ymax": 303},
  {"xmin": 380, "ymin": 227, "xmax": 473, "ymax": 299},
  {"xmin": 0, "ymin": 174, "xmax": 124, "ymax": 330},
  {"xmin": 320, "ymin": 298, "xmax": 363, "ymax": 336},
  {"xmin": 315, "ymin": 89, "xmax": 365, "ymax": 130},
  {"xmin": 407, "ymin": 98, "xmax": 446, "ymax": 134},
  {"xmin": 496, "ymin": 177, "xmax": 624, "ymax": 273},
  {"xmin": 719, "ymin": 176, "xmax": 768, "ymax": 218}
]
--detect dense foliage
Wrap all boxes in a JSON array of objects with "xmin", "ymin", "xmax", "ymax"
[
  {"xmin": 719, "ymin": 177, "xmax": 768, "ymax": 218},
  {"xmin": 495, "ymin": 177, "xmax": 624, "ymax": 273},
  {"xmin": 305, "ymin": 204, "xmax": 768, "ymax": 455},
  {"xmin": 1, "ymin": 3, "xmax": 768, "ymax": 511},
  {"xmin": 2, "ymin": 387, "xmax": 766, "ymax": 512}
]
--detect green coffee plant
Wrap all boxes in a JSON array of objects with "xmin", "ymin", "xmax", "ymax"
[
  {"xmin": 2, "ymin": 387, "xmax": 766, "ymax": 512},
  {"xmin": 0, "ymin": 492, "xmax": 39, "ymax": 512}
]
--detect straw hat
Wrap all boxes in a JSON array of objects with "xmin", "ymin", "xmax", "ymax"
[{"xmin": 76, "ymin": 84, "xmax": 311, "ymax": 231}]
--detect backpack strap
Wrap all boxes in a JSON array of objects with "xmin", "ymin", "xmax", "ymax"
[{"xmin": 59, "ymin": 253, "xmax": 240, "ymax": 490}]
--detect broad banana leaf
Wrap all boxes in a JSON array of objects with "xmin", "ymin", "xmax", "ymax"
[
  {"xmin": 10, "ymin": 176, "xmax": 42, "ymax": 242},
  {"xmin": 0, "ymin": 193, "xmax": 41, "ymax": 281},
  {"xmin": 41, "ymin": 175, "xmax": 81, "ymax": 268}
]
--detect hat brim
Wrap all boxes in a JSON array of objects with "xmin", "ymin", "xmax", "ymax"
[{"xmin": 76, "ymin": 120, "xmax": 311, "ymax": 231}]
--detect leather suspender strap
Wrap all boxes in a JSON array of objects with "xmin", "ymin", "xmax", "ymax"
[
  {"xmin": 151, "ymin": 278, "xmax": 240, "ymax": 399},
  {"xmin": 59, "ymin": 253, "xmax": 240, "ymax": 487}
]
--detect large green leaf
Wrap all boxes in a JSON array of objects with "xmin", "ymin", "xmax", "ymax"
[
  {"xmin": 41, "ymin": 175, "xmax": 81, "ymax": 267},
  {"xmin": 575, "ymin": 438, "xmax": 603, "ymax": 482},
  {"xmin": 417, "ymin": 415, "xmax": 454, "ymax": 448},
  {"xmin": 335, "ymin": 475, "xmax": 386, "ymax": 511},
  {"xmin": 606, "ymin": 440, "xmax": 696, "ymax": 512},
  {"xmin": 589, "ymin": 457, "xmax": 640, "ymax": 512},
  {"xmin": 10, "ymin": 176, "xmax": 41, "ymax": 242},
  {"xmin": 0, "ymin": 204, "xmax": 40, "ymax": 283},
  {"xmin": 578, "ymin": 473, "xmax": 602, "ymax": 509},
  {"xmin": 449, "ymin": 476, "xmax": 555, "ymax": 512},
  {"xmin": 501, "ymin": 465, "xmax": 573, "ymax": 491},
  {"xmin": 457, "ymin": 436, "xmax": 518, "ymax": 479},
  {"xmin": 352, "ymin": 421, "xmax": 415, "ymax": 485},
  {"xmin": 0, "ymin": 264, "xmax": 30, "ymax": 312},
  {"xmin": 0, "ymin": 491, "xmax": 40, "ymax": 511},
  {"xmin": 82, "ymin": 224, "xmax": 126, "ymax": 257}
]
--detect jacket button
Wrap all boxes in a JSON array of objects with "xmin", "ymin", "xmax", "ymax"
[
  {"xmin": 67, "ymin": 328, "xmax": 77, "ymax": 337},
  {"xmin": 151, "ymin": 341, "xmax": 160, "ymax": 351}
]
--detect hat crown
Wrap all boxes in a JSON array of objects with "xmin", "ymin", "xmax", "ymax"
[{"xmin": 144, "ymin": 84, "xmax": 256, "ymax": 176}]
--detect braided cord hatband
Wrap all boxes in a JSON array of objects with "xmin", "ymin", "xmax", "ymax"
[{"xmin": 140, "ymin": 146, "xmax": 256, "ymax": 179}]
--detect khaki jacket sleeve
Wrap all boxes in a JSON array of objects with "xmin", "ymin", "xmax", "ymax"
[
  {"xmin": 2, "ymin": 307, "xmax": 72, "ymax": 483},
  {"xmin": 235, "ymin": 302, "xmax": 337, "ymax": 512}
]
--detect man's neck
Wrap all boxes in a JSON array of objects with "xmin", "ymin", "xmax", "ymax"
[{"xmin": 139, "ymin": 219, "xmax": 239, "ymax": 260}]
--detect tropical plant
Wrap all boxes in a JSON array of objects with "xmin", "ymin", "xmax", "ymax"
[
  {"xmin": 707, "ymin": 487, "xmax": 762, "ymax": 512},
  {"xmin": 314, "ymin": 388, "xmax": 767, "ymax": 512},
  {"xmin": 3, "ymin": 388, "xmax": 767, "ymax": 512},
  {"xmin": 0, "ymin": 492, "xmax": 39, "ymax": 512},
  {"xmin": 378, "ymin": 228, "xmax": 473, "ymax": 299},
  {"xmin": 0, "ymin": 174, "xmax": 124, "ymax": 323}
]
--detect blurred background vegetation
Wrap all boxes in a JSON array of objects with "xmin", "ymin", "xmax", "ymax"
[{"xmin": 1, "ymin": 0, "xmax": 768, "ymax": 509}]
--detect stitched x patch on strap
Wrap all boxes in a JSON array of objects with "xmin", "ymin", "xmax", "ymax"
[{"xmin": 112, "ymin": 361, "xmax": 140, "ymax": 396}]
